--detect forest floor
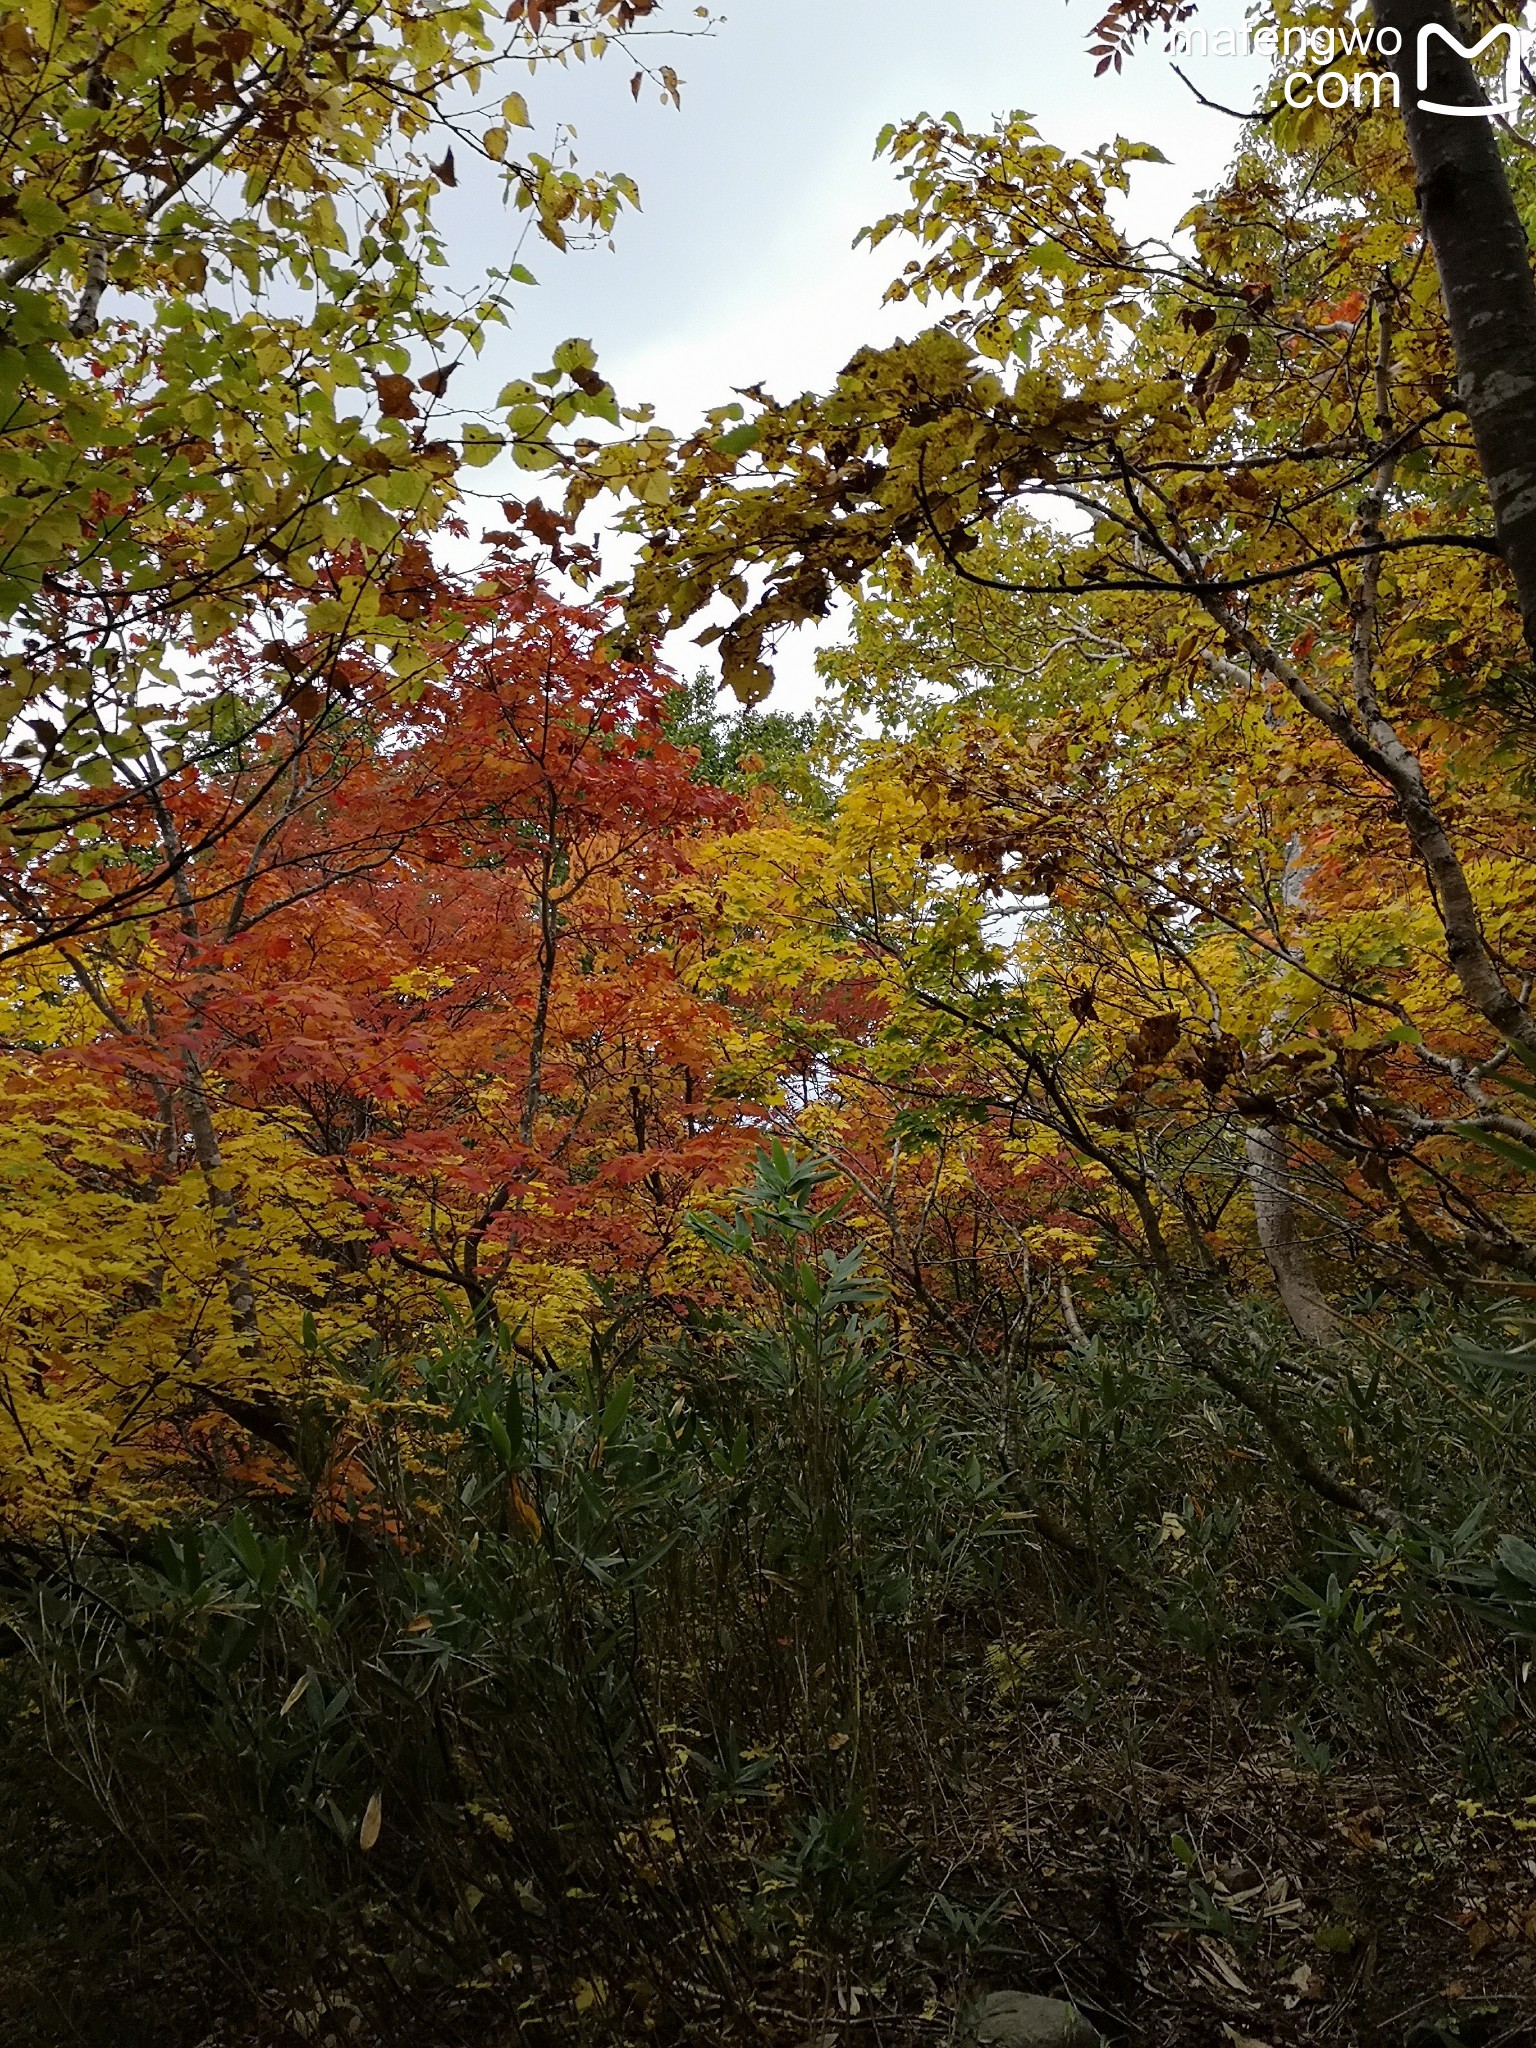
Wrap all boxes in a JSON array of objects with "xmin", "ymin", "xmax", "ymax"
[
  {"xmin": 8, "ymin": 1632, "xmax": 1536, "ymax": 2047},
  {"xmin": 739, "ymin": 1645, "xmax": 1536, "ymax": 2048}
]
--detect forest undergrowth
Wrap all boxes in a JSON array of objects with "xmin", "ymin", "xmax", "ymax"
[{"xmin": 6, "ymin": 1150, "xmax": 1536, "ymax": 2048}]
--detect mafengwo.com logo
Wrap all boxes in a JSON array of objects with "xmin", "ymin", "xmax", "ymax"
[{"xmin": 1167, "ymin": 11, "xmax": 1531, "ymax": 117}]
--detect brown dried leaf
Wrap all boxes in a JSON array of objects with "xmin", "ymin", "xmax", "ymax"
[
  {"xmin": 375, "ymin": 374, "xmax": 418, "ymax": 420},
  {"xmin": 1128, "ymin": 1013, "xmax": 1181, "ymax": 1067},
  {"xmin": 523, "ymin": 501, "xmax": 569, "ymax": 546}
]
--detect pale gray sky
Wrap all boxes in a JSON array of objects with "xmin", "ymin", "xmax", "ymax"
[{"xmin": 433, "ymin": 0, "xmax": 1265, "ymax": 699}]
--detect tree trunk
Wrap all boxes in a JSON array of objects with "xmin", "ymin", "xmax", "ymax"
[
  {"xmin": 522, "ymin": 810, "xmax": 562, "ymax": 1146},
  {"xmin": 179, "ymin": 1042, "xmax": 261, "ymax": 1353},
  {"xmin": 1373, "ymin": 0, "xmax": 1536, "ymax": 658},
  {"xmin": 147, "ymin": 786, "xmax": 270, "ymax": 1379},
  {"xmin": 1244, "ymin": 1124, "xmax": 1342, "ymax": 1346}
]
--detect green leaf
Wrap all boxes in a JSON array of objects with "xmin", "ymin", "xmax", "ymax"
[
  {"xmin": 460, "ymin": 425, "xmax": 503, "ymax": 468},
  {"xmin": 715, "ymin": 423, "xmax": 760, "ymax": 457},
  {"xmin": 486, "ymin": 1407, "xmax": 513, "ymax": 1466},
  {"xmin": 1452, "ymin": 1337, "xmax": 1536, "ymax": 1373},
  {"xmin": 1498, "ymin": 1534, "xmax": 1536, "ymax": 1590},
  {"xmin": 502, "ymin": 1375, "xmax": 524, "ymax": 1463},
  {"xmin": 1455, "ymin": 1125, "xmax": 1536, "ymax": 1177},
  {"xmin": 552, "ymin": 336, "xmax": 598, "ymax": 375},
  {"xmin": 597, "ymin": 1378, "xmax": 633, "ymax": 1441}
]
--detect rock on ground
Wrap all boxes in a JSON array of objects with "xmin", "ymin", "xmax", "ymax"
[{"xmin": 963, "ymin": 1990, "xmax": 1102, "ymax": 2048}]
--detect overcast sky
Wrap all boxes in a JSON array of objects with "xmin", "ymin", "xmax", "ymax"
[{"xmin": 435, "ymin": 0, "xmax": 1266, "ymax": 701}]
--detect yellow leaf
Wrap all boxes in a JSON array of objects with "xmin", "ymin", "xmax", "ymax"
[
  {"xmin": 359, "ymin": 1790, "xmax": 383, "ymax": 1852},
  {"xmin": 170, "ymin": 249, "xmax": 208, "ymax": 293}
]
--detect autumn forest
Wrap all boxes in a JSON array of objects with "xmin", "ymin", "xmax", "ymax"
[{"xmin": 6, "ymin": 1, "xmax": 1536, "ymax": 2042}]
